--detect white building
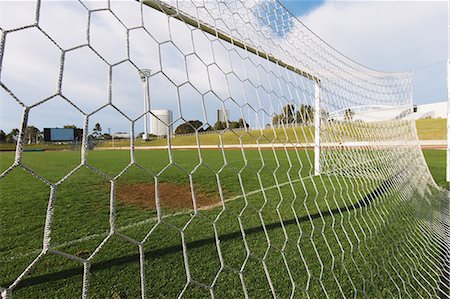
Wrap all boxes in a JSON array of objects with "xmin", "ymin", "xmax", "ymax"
[
  {"xmin": 150, "ymin": 110, "xmax": 173, "ymax": 137},
  {"xmin": 411, "ymin": 101, "xmax": 447, "ymax": 119},
  {"xmin": 112, "ymin": 132, "xmax": 130, "ymax": 139},
  {"xmin": 331, "ymin": 101, "xmax": 447, "ymax": 122}
]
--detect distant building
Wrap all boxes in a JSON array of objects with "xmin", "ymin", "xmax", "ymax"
[
  {"xmin": 112, "ymin": 132, "xmax": 130, "ymax": 139},
  {"xmin": 331, "ymin": 101, "xmax": 447, "ymax": 122},
  {"xmin": 150, "ymin": 110, "xmax": 173, "ymax": 137},
  {"xmin": 410, "ymin": 101, "xmax": 447, "ymax": 119},
  {"xmin": 43, "ymin": 128, "xmax": 83, "ymax": 142},
  {"xmin": 217, "ymin": 109, "xmax": 230, "ymax": 122}
]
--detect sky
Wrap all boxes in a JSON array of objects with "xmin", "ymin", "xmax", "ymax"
[
  {"xmin": 0, "ymin": 0, "xmax": 448, "ymax": 134},
  {"xmin": 281, "ymin": 0, "xmax": 325, "ymax": 16},
  {"xmin": 283, "ymin": 0, "xmax": 447, "ymax": 105}
]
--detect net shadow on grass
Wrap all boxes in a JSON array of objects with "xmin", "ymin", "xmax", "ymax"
[
  {"xmin": 438, "ymin": 194, "xmax": 450, "ymax": 298},
  {"xmin": 12, "ymin": 176, "xmax": 396, "ymax": 290}
]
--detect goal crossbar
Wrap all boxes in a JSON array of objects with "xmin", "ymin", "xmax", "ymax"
[{"xmin": 142, "ymin": 0, "xmax": 320, "ymax": 83}]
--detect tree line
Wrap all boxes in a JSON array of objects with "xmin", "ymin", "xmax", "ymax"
[
  {"xmin": 174, "ymin": 118, "xmax": 249, "ymax": 135},
  {"xmin": 272, "ymin": 104, "xmax": 314, "ymax": 125},
  {"xmin": 0, "ymin": 126, "xmax": 40, "ymax": 143},
  {"xmin": 271, "ymin": 104, "xmax": 354, "ymax": 125}
]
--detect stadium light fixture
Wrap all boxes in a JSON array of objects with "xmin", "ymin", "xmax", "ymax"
[{"xmin": 139, "ymin": 69, "xmax": 151, "ymax": 141}]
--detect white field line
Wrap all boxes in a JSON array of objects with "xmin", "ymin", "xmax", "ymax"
[
  {"xmin": 96, "ymin": 140, "xmax": 446, "ymax": 151},
  {"xmin": 3, "ymin": 175, "xmax": 313, "ymax": 262}
]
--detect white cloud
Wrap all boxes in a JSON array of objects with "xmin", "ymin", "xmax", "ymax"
[
  {"xmin": 299, "ymin": 0, "xmax": 447, "ymax": 103},
  {"xmin": 0, "ymin": 0, "xmax": 37, "ymax": 31},
  {"xmin": 39, "ymin": 0, "xmax": 88, "ymax": 50},
  {"xmin": 1, "ymin": 27, "xmax": 61, "ymax": 106}
]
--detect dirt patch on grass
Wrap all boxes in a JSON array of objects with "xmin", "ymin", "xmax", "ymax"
[{"xmin": 115, "ymin": 182, "xmax": 220, "ymax": 210}]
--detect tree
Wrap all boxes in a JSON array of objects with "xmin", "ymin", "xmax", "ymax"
[
  {"xmin": 229, "ymin": 121, "xmax": 240, "ymax": 129},
  {"xmin": 93, "ymin": 122, "xmax": 102, "ymax": 133},
  {"xmin": 64, "ymin": 125, "xmax": 77, "ymax": 129},
  {"xmin": 282, "ymin": 104, "xmax": 295, "ymax": 124},
  {"xmin": 296, "ymin": 105, "xmax": 314, "ymax": 124},
  {"xmin": 0, "ymin": 130, "xmax": 6, "ymax": 142},
  {"xmin": 237, "ymin": 118, "xmax": 249, "ymax": 128},
  {"xmin": 92, "ymin": 122, "xmax": 102, "ymax": 138},
  {"xmin": 175, "ymin": 120, "xmax": 204, "ymax": 135},
  {"xmin": 6, "ymin": 128, "xmax": 19, "ymax": 143},
  {"xmin": 272, "ymin": 104, "xmax": 295, "ymax": 125},
  {"xmin": 213, "ymin": 121, "xmax": 226, "ymax": 131},
  {"xmin": 227, "ymin": 118, "xmax": 249, "ymax": 129},
  {"xmin": 25, "ymin": 126, "xmax": 40, "ymax": 144},
  {"xmin": 272, "ymin": 114, "xmax": 281, "ymax": 125},
  {"xmin": 344, "ymin": 108, "xmax": 355, "ymax": 121}
]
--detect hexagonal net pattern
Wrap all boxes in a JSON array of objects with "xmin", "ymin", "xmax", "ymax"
[{"xmin": 0, "ymin": 0, "xmax": 448, "ymax": 298}]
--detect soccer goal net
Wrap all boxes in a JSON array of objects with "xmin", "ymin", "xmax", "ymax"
[{"xmin": 0, "ymin": 0, "xmax": 448, "ymax": 298}]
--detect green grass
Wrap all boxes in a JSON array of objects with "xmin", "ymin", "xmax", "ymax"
[
  {"xmin": 423, "ymin": 149, "xmax": 447, "ymax": 189},
  {"xmin": 0, "ymin": 118, "xmax": 444, "ymax": 152},
  {"xmin": 0, "ymin": 148, "xmax": 446, "ymax": 298},
  {"xmin": 98, "ymin": 118, "xmax": 446, "ymax": 148},
  {"xmin": 416, "ymin": 118, "xmax": 446, "ymax": 140},
  {"xmin": 97, "ymin": 126, "xmax": 315, "ymax": 148}
]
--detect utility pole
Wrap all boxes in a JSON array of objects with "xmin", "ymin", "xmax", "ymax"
[{"xmin": 139, "ymin": 69, "xmax": 151, "ymax": 141}]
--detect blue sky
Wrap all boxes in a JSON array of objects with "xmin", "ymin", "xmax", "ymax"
[{"xmin": 281, "ymin": 0, "xmax": 325, "ymax": 16}]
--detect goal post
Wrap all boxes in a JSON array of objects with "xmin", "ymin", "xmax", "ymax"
[{"xmin": 0, "ymin": 0, "xmax": 448, "ymax": 298}]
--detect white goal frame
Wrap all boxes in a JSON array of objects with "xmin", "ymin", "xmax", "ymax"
[{"xmin": 142, "ymin": 0, "xmax": 323, "ymax": 175}]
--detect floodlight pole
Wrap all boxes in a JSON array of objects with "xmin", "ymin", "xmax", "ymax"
[
  {"xmin": 139, "ymin": 69, "xmax": 151, "ymax": 141},
  {"xmin": 314, "ymin": 82, "xmax": 321, "ymax": 176}
]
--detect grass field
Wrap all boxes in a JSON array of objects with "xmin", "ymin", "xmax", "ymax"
[
  {"xmin": 0, "ymin": 148, "xmax": 446, "ymax": 298},
  {"xmin": 96, "ymin": 119, "xmax": 446, "ymax": 148},
  {"xmin": 415, "ymin": 118, "xmax": 446, "ymax": 140},
  {"xmin": 0, "ymin": 118, "xmax": 445, "ymax": 152}
]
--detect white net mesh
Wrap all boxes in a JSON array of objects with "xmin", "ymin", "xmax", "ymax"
[{"xmin": 0, "ymin": 0, "xmax": 449, "ymax": 298}]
